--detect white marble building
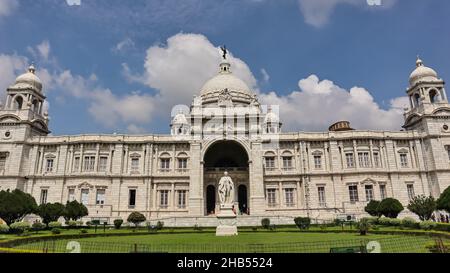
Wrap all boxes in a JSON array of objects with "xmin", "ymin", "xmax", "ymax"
[{"xmin": 1, "ymin": 55, "xmax": 450, "ymax": 224}]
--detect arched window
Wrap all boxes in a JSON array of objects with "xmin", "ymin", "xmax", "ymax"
[
  {"xmin": 414, "ymin": 93, "xmax": 420, "ymax": 107},
  {"xmin": 429, "ymin": 89, "xmax": 438, "ymax": 103},
  {"xmin": 13, "ymin": 96, "xmax": 23, "ymax": 110}
]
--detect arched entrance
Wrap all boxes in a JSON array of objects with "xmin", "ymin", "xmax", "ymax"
[
  {"xmin": 206, "ymin": 185, "xmax": 216, "ymax": 215},
  {"xmin": 203, "ymin": 140, "xmax": 249, "ymax": 215},
  {"xmin": 238, "ymin": 185, "xmax": 248, "ymax": 215}
]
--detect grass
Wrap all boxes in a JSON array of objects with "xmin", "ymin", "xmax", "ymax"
[{"xmin": 10, "ymin": 229, "xmax": 447, "ymax": 253}]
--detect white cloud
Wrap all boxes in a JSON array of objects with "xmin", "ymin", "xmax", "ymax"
[
  {"xmin": 112, "ymin": 38, "xmax": 135, "ymax": 54},
  {"xmin": 37, "ymin": 40, "xmax": 51, "ymax": 61},
  {"xmin": 0, "ymin": 0, "xmax": 18, "ymax": 18},
  {"xmin": 259, "ymin": 74, "xmax": 408, "ymax": 131},
  {"xmin": 297, "ymin": 0, "xmax": 397, "ymax": 27},
  {"xmin": 260, "ymin": 68, "xmax": 270, "ymax": 83},
  {"xmin": 125, "ymin": 33, "xmax": 257, "ymax": 109},
  {"xmin": 0, "ymin": 53, "xmax": 28, "ymax": 101}
]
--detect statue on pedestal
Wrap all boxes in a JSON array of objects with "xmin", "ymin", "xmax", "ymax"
[
  {"xmin": 216, "ymin": 171, "xmax": 238, "ymax": 236},
  {"xmin": 218, "ymin": 171, "xmax": 234, "ymax": 206}
]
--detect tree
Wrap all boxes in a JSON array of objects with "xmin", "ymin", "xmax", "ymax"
[
  {"xmin": 0, "ymin": 189, "xmax": 38, "ymax": 225},
  {"xmin": 127, "ymin": 212, "xmax": 146, "ymax": 227},
  {"xmin": 437, "ymin": 186, "xmax": 450, "ymax": 213},
  {"xmin": 64, "ymin": 200, "xmax": 88, "ymax": 221},
  {"xmin": 294, "ymin": 217, "xmax": 311, "ymax": 230},
  {"xmin": 356, "ymin": 218, "xmax": 371, "ymax": 236},
  {"xmin": 364, "ymin": 200, "xmax": 381, "ymax": 217},
  {"xmin": 407, "ymin": 195, "xmax": 436, "ymax": 221},
  {"xmin": 37, "ymin": 203, "xmax": 65, "ymax": 225},
  {"xmin": 378, "ymin": 198, "xmax": 404, "ymax": 218}
]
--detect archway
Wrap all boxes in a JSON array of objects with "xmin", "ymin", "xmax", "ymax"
[
  {"xmin": 238, "ymin": 184, "xmax": 248, "ymax": 215},
  {"xmin": 206, "ymin": 185, "xmax": 216, "ymax": 215},
  {"xmin": 203, "ymin": 140, "xmax": 250, "ymax": 215}
]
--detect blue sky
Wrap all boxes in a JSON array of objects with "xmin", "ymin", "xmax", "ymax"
[{"xmin": 0, "ymin": 0, "xmax": 449, "ymax": 135}]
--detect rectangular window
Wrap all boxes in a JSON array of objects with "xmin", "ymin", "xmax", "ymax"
[
  {"xmin": 96, "ymin": 189, "xmax": 105, "ymax": 205},
  {"xmin": 178, "ymin": 158, "xmax": 188, "ymax": 169},
  {"xmin": 314, "ymin": 155, "xmax": 322, "ymax": 169},
  {"xmin": 282, "ymin": 157, "xmax": 293, "ymax": 170},
  {"xmin": 380, "ymin": 184, "xmax": 387, "ymax": 200},
  {"xmin": 68, "ymin": 188, "xmax": 75, "ymax": 202},
  {"xmin": 131, "ymin": 158, "xmax": 139, "ymax": 172},
  {"xmin": 265, "ymin": 157, "xmax": 275, "ymax": 170},
  {"xmin": 160, "ymin": 158, "xmax": 170, "ymax": 171},
  {"xmin": 73, "ymin": 156, "xmax": 80, "ymax": 171},
  {"xmin": 373, "ymin": 152, "xmax": 380, "ymax": 168},
  {"xmin": 46, "ymin": 159, "xmax": 54, "ymax": 172},
  {"xmin": 129, "ymin": 189, "xmax": 136, "ymax": 207},
  {"xmin": 447, "ymin": 147, "xmax": 450, "ymax": 161},
  {"xmin": 40, "ymin": 189, "xmax": 48, "ymax": 204},
  {"xmin": 400, "ymin": 153, "xmax": 408, "ymax": 167},
  {"xmin": 345, "ymin": 153, "xmax": 354, "ymax": 168},
  {"xmin": 267, "ymin": 189, "xmax": 277, "ymax": 207},
  {"xmin": 407, "ymin": 184, "xmax": 415, "ymax": 201},
  {"xmin": 160, "ymin": 190, "xmax": 169, "ymax": 209},
  {"xmin": 365, "ymin": 185, "xmax": 374, "ymax": 202},
  {"xmin": 177, "ymin": 190, "xmax": 187, "ymax": 209},
  {"xmin": 349, "ymin": 185, "xmax": 359, "ymax": 203},
  {"xmin": 98, "ymin": 156, "xmax": 108, "ymax": 172},
  {"xmin": 81, "ymin": 189, "xmax": 89, "ymax": 205},
  {"xmin": 0, "ymin": 154, "xmax": 7, "ymax": 172},
  {"xmin": 318, "ymin": 186, "xmax": 326, "ymax": 207},
  {"xmin": 358, "ymin": 152, "xmax": 370, "ymax": 168},
  {"xmin": 83, "ymin": 156, "xmax": 95, "ymax": 172},
  {"xmin": 285, "ymin": 188, "xmax": 294, "ymax": 207}
]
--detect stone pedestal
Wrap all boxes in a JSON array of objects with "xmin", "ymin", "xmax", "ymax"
[{"xmin": 216, "ymin": 205, "xmax": 238, "ymax": 236}]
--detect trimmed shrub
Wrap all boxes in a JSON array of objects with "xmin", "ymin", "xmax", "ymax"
[
  {"xmin": 401, "ymin": 217, "xmax": 418, "ymax": 228},
  {"xmin": 31, "ymin": 222, "xmax": 45, "ymax": 232},
  {"xmin": 419, "ymin": 220, "xmax": 437, "ymax": 231},
  {"xmin": 294, "ymin": 217, "xmax": 311, "ymax": 230},
  {"xmin": 434, "ymin": 223, "xmax": 450, "ymax": 232},
  {"xmin": 437, "ymin": 186, "xmax": 450, "ymax": 213},
  {"xmin": 378, "ymin": 198, "xmax": 404, "ymax": 218},
  {"xmin": 364, "ymin": 200, "xmax": 381, "ymax": 217},
  {"xmin": 80, "ymin": 229, "xmax": 88, "ymax": 234},
  {"xmin": 261, "ymin": 218, "xmax": 270, "ymax": 229},
  {"xmin": 10, "ymin": 222, "xmax": 31, "ymax": 234},
  {"xmin": 378, "ymin": 217, "xmax": 390, "ymax": 226},
  {"xmin": 66, "ymin": 220, "xmax": 78, "ymax": 228},
  {"xmin": 388, "ymin": 218, "xmax": 402, "ymax": 226},
  {"xmin": 407, "ymin": 195, "xmax": 436, "ymax": 221},
  {"xmin": 113, "ymin": 219, "xmax": 123, "ymax": 229},
  {"xmin": 0, "ymin": 224, "xmax": 9, "ymax": 233},
  {"xmin": 360, "ymin": 217, "xmax": 378, "ymax": 225},
  {"xmin": 48, "ymin": 221, "xmax": 62, "ymax": 228},
  {"xmin": 156, "ymin": 221, "xmax": 164, "ymax": 230},
  {"xmin": 127, "ymin": 212, "xmax": 146, "ymax": 227},
  {"xmin": 51, "ymin": 228, "xmax": 61, "ymax": 235}
]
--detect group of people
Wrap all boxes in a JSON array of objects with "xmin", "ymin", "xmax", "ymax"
[{"xmin": 431, "ymin": 212, "xmax": 450, "ymax": 223}]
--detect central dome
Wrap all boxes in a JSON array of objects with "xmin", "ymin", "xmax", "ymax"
[
  {"xmin": 200, "ymin": 59, "xmax": 252, "ymax": 97},
  {"xmin": 200, "ymin": 73, "xmax": 251, "ymax": 96}
]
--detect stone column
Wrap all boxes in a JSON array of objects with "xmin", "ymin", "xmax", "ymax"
[
  {"xmin": 249, "ymin": 141, "xmax": 265, "ymax": 215},
  {"xmin": 188, "ymin": 142, "xmax": 203, "ymax": 216}
]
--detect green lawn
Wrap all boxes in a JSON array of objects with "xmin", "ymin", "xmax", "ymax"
[{"xmin": 11, "ymin": 230, "xmax": 442, "ymax": 253}]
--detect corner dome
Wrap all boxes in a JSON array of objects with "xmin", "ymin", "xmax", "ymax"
[
  {"xmin": 12, "ymin": 65, "xmax": 43, "ymax": 93},
  {"xmin": 264, "ymin": 108, "xmax": 280, "ymax": 124},
  {"xmin": 409, "ymin": 58, "xmax": 439, "ymax": 86},
  {"xmin": 171, "ymin": 111, "xmax": 188, "ymax": 125}
]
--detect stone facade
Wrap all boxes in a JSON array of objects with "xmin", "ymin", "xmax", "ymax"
[{"xmin": 1, "ymin": 57, "xmax": 450, "ymax": 224}]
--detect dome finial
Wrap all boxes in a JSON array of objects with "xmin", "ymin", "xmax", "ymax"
[
  {"xmin": 219, "ymin": 46, "xmax": 231, "ymax": 74},
  {"xmin": 28, "ymin": 62, "xmax": 36, "ymax": 74},
  {"xmin": 416, "ymin": 55, "xmax": 423, "ymax": 67}
]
